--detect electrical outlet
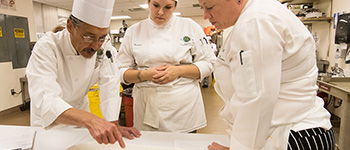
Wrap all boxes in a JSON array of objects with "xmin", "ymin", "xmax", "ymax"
[{"xmin": 11, "ymin": 89, "xmax": 16, "ymax": 95}]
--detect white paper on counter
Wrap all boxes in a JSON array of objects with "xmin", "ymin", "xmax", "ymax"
[
  {"xmin": 67, "ymin": 142, "xmax": 189, "ymax": 150},
  {"xmin": 0, "ymin": 127, "xmax": 36, "ymax": 150}
]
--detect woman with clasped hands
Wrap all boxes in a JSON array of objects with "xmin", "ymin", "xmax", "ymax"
[{"xmin": 117, "ymin": 0, "xmax": 216, "ymax": 133}]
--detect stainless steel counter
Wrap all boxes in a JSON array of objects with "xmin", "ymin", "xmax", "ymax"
[
  {"xmin": 317, "ymin": 77, "xmax": 350, "ymax": 150},
  {"xmin": 20, "ymin": 76, "xmax": 30, "ymax": 111}
]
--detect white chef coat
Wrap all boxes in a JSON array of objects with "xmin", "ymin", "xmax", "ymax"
[
  {"xmin": 214, "ymin": 0, "xmax": 332, "ymax": 149},
  {"xmin": 210, "ymin": 43, "xmax": 217, "ymax": 55},
  {"xmin": 117, "ymin": 16, "xmax": 216, "ymax": 132},
  {"xmin": 26, "ymin": 29, "xmax": 121, "ymax": 128}
]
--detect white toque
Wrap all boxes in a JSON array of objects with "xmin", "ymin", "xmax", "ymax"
[{"xmin": 72, "ymin": 0, "xmax": 115, "ymax": 28}]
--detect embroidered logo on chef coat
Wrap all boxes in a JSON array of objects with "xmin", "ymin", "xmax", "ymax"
[
  {"xmin": 183, "ymin": 36, "xmax": 191, "ymax": 42},
  {"xmin": 95, "ymin": 48, "xmax": 104, "ymax": 69},
  {"xmin": 180, "ymin": 35, "xmax": 193, "ymax": 46}
]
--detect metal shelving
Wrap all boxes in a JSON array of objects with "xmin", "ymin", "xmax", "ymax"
[
  {"xmin": 300, "ymin": 17, "xmax": 333, "ymax": 23},
  {"xmin": 279, "ymin": 0, "xmax": 332, "ymax": 23},
  {"xmin": 279, "ymin": 0, "xmax": 318, "ymax": 4}
]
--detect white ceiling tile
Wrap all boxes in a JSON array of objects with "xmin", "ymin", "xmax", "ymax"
[{"xmin": 33, "ymin": 0, "xmax": 202, "ymax": 20}]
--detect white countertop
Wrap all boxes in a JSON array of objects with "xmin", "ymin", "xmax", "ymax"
[{"xmin": 0, "ymin": 125, "xmax": 229, "ymax": 150}]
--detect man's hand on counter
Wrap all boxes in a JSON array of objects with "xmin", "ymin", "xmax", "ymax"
[
  {"xmin": 54, "ymin": 109, "xmax": 127, "ymax": 148},
  {"xmin": 118, "ymin": 125, "xmax": 142, "ymax": 139},
  {"xmin": 208, "ymin": 142, "xmax": 230, "ymax": 150},
  {"xmin": 53, "ymin": 109, "xmax": 142, "ymax": 148},
  {"xmin": 111, "ymin": 121, "xmax": 142, "ymax": 140}
]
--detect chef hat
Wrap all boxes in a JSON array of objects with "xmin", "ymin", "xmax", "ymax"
[{"xmin": 72, "ymin": 0, "xmax": 115, "ymax": 28}]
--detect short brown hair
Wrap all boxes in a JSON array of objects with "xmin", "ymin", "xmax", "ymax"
[{"xmin": 148, "ymin": 0, "xmax": 177, "ymax": 7}]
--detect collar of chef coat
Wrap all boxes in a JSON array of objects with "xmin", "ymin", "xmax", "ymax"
[
  {"xmin": 64, "ymin": 30, "xmax": 80, "ymax": 56},
  {"xmin": 147, "ymin": 15, "xmax": 176, "ymax": 29},
  {"xmin": 228, "ymin": 0, "xmax": 254, "ymax": 29}
]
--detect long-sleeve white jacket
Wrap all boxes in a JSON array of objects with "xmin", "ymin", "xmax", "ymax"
[
  {"xmin": 117, "ymin": 16, "xmax": 216, "ymax": 132},
  {"xmin": 214, "ymin": 0, "xmax": 332, "ymax": 149},
  {"xmin": 26, "ymin": 29, "xmax": 120, "ymax": 127}
]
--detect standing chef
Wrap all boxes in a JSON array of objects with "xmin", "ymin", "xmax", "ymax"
[
  {"xmin": 117, "ymin": 0, "xmax": 216, "ymax": 132},
  {"xmin": 198, "ymin": 0, "xmax": 335, "ymax": 149},
  {"xmin": 26, "ymin": 0, "xmax": 141, "ymax": 148}
]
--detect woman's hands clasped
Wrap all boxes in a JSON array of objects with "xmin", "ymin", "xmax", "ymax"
[
  {"xmin": 152, "ymin": 64, "xmax": 180, "ymax": 84},
  {"xmin": 139, "ymin": 63, "xmax": 200, "ymax": 84},
  {"xmin": 141, "ymin": 64, "xmax": 181, "ymax": 84}
]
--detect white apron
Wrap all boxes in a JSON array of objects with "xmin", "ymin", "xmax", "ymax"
[{"xmin": 117, "ymin": 16, "xmax": 215, "ymax": 132}]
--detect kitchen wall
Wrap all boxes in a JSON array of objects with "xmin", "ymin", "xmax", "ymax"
[
  {"xmin": 0, "ymin": 0, "xmax": 36, "ymax": 112},
  {"xmin": 328, "ymin": 0, "xmax": 350, "ymax": 75},
  {"xmin": 310, "ymin": 0, "xmax": 350, "ymax": 75},
  {"xmin": 110, "ymin": 15, "xmax": 211, "ymax": 37},
  {"xmin": 33, "ymin": 2, "xmax": 70, "ymax": 33},
  {"xmin": 311, "ymin": 0, "xmax": 332, "ymax": 61}
]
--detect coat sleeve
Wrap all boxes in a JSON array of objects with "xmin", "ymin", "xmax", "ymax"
[
  {"xmin": 188, "ymin": 20, "xmax": 216, "ymax": 80},
  {"xmin": 26, "ymin": 37, "xmax": 72, "ymax": 127},
  {"xmin": 227, "ymin": 19, "xmax": 284, "ymax": 150},
  {"xmin": 116, "ymin": 27, "xmax": 136, "ymax": 84},
  {"xmin": 98, "ymin": 40, "xmax": 121, "ymax": 122}
]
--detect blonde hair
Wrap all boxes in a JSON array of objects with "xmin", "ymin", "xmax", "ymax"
[{"xmin": 52, "ymin": 25, "xmax": 65, "ymax": 33}]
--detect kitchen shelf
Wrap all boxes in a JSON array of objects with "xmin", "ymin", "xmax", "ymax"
[
  {"xmin": 279, "ymin": 0, "xmax": 317, "ymax": 4},
  {"xmin": 300, "ymin": 17, "xmax": 333, "ymax": 23}
]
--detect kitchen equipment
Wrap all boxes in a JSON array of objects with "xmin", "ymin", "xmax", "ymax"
[{"xmin": 335, "ymin": 13, "xmax": 350, "ymax": 63}]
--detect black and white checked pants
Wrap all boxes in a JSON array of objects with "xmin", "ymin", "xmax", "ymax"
[{"xmin": 287, "ymin": 127, "xmax": 335, "ymax": 150}]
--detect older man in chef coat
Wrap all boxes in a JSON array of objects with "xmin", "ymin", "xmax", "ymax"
[
  {"xmin": 198, "ymin": 0, "xmax": 335, "ymax": 150},
  {"xmin": 26, "ymin": 0, "xmax": 140, "ymax": 148}
]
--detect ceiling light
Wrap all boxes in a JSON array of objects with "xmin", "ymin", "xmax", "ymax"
[
  {"xmin": 111, "ymin": 16, "xmax": 131, "ymax": 20},
  {"xmin": 173, "ymin": 12, "xmax": 181, "ymax": 16},
  {"xmin": 139, "ymin": 4, "xmax": 148, "ymax": 8}
]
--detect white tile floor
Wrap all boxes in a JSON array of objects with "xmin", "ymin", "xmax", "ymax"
[
  {"xmin": 198, "ymin": 84, "xmax": 228, "ymax": 134},
  {"xmin": 0, "ymin": 82, "xmax": 229, "ymax": 135},
  {"xmin": 0, "ymin": 108, "xmax": 30, "ymax": 126}
]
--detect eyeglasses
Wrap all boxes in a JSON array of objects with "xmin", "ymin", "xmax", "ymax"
[
  {"xmin": 82, "ymin": 35, "xmax": 106, "ymax": 44},
  {"xmin": 75, "ymin": 27, "xmax": 107, "ymax": 44}
]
